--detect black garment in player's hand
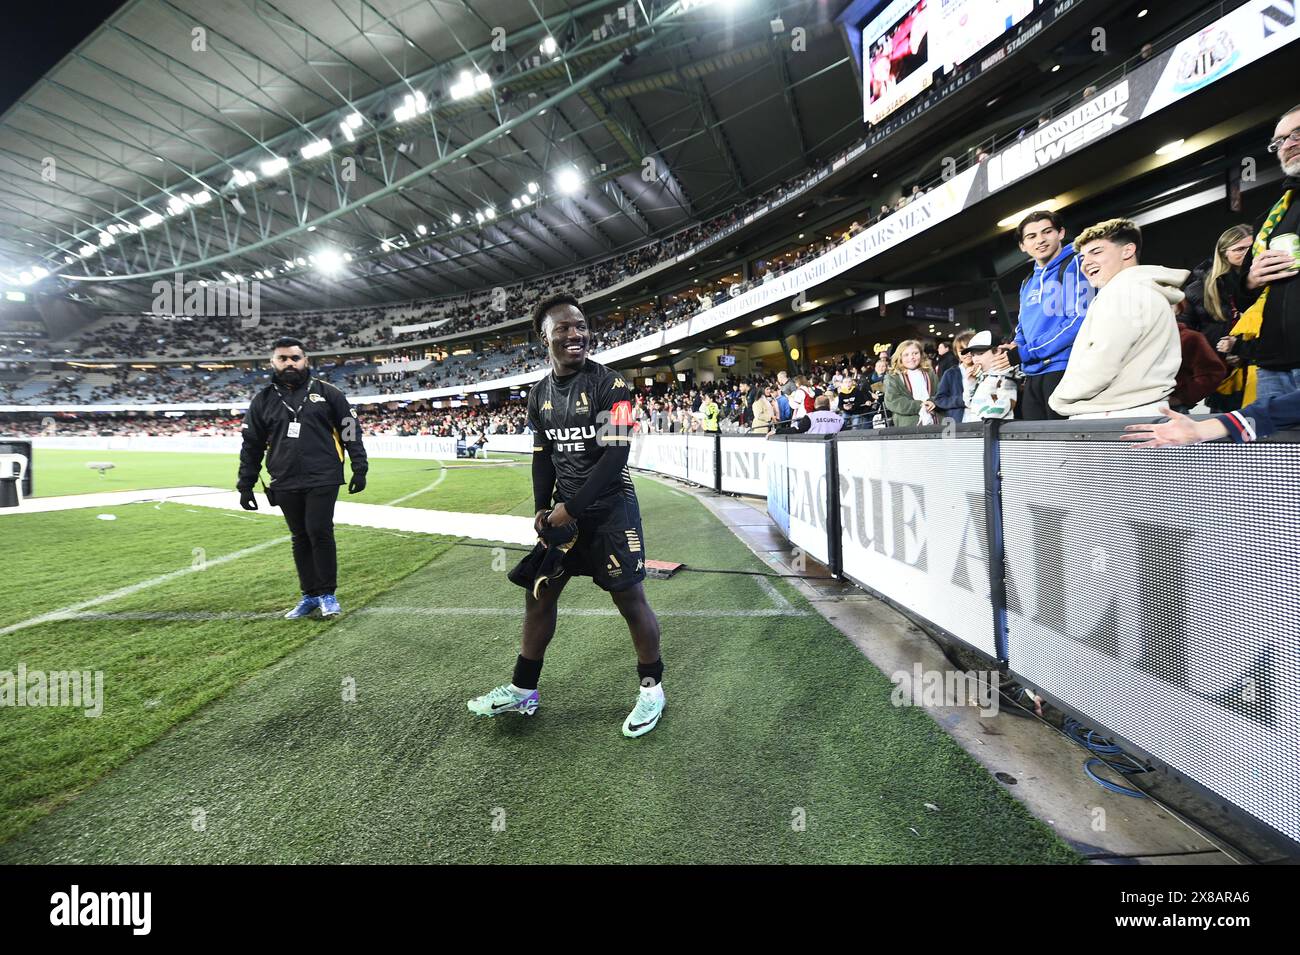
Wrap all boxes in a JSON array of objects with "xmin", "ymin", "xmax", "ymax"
[
  {"xmin": 539, "ymin": 518, "xmax": 578, "ymax": 548},
  {"xmin": 239, "ymin": 488, "xmax": 258, "ymax": 511},
  {"xmin": 348, "ymin": 472, "xmax": 366, "ymax": 494}
]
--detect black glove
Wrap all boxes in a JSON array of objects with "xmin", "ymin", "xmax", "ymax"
[
  {"xmin": 348, "ymin": 472, "xmax": 367, "ymax": 494},
  {"xmin": 239, "ymin": 488, "xmax": 258, "ymax": 511}
]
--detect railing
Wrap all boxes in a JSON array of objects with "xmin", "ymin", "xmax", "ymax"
[{"xmin": 627, "ymin": 421, "xmax": 1300, "ymax": 855}]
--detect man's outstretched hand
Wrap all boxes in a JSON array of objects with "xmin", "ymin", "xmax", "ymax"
[{"xmin": 1122, "ymin": 406, "xmax": 1228, "ymax": 448}]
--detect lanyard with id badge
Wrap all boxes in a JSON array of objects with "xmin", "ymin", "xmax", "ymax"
[{"xmin": 276, "ymin": 381, "xmax": 312, "ymax": 439}]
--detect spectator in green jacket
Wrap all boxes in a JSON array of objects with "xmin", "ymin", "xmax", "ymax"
[{"xmin": 883, "ymin": 339, "xmax": 939, "ymax": 427}]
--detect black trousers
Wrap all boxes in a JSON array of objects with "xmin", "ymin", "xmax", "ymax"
[
  {"xmin": 276, "ymin": 485, "xmax": 339, "ymax": 597},
  {"xmin": 1019, "ymin": 370, "xmax": 1068, "ymax": 421}
]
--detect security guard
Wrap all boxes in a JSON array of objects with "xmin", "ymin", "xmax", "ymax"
[{"xmin": 236, "ymin": 337, "xmax": 368, "ymax": 619}]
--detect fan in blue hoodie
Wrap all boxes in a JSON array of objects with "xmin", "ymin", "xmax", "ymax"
[{"xmin": 1008, "ymin": 211, "xmax": 1093, "ymax": 420}]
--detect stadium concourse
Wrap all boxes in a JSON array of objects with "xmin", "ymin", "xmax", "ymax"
[{"xmin": 0, "ymin": 0, "xmax": 1297, "ymax": 894}]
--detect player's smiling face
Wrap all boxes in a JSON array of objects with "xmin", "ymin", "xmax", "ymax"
[{"xmin": 544, "ymin": 306, "xmax": 590, "ymax": 373}]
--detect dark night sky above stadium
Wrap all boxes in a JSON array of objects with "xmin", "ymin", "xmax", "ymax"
[{"xmin": 0, "ymin": 1, "xmax": 126, "ymax": 114}]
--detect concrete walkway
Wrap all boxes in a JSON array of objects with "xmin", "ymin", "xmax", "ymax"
[
  {"xmin": 647, "ymin": 474, "xmax": 1239, "ymax": 866},
  {"xmin": 0, "ymin": 486, "xmax": 222, "ymax": 514},
  {"xmin": 2, "ymin": 485, "xmax": 536, "ymax": 545}
]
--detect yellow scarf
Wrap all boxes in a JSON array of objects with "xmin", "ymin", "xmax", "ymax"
[
  {"xmin": 1216, "ymin": 364, "xmax": 1255, "ymax": 403},
  {"xmin": 1223, "ymin": 189, "xmax": 1293, "ymax": 404}
]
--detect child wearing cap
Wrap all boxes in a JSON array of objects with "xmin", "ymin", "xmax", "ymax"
[{"xmin": 964, "ymin": 331, "xmax": 1020, "ymax": 420}]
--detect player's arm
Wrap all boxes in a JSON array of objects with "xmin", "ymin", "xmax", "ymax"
[
  {"xmin": 528, "ymin": 392, "xmax": 556, "ymax": 527},
  {"xmin": 552, "ymin": 375, "xmax": 633, "ymax": 522},
  {"xmin": 236, "ymin": 393, "xmax": 268, "ymax": 492}
]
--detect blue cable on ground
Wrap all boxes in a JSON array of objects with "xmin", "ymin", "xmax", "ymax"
[{"xmin": 1062, "ymin": 717, "xmax": 1150, "ymax": 798}]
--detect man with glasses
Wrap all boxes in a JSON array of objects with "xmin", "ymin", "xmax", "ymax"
[{"xmin": 1231, "ymin": 105, "xmax": 1300, "ymax": 402}]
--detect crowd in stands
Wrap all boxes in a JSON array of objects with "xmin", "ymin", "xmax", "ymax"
[
  {"xmin": 37, "ymin": 85, "xmax": 910, "ymax": 374},
  {"xmin": 49, "ymin": 148, "xmax": 832, "ymax": 365},
  {"xmin": 11, "ymin": 161, "xmax": 1289, "ymax": 423},
  {"xmin": 0, "ymin": 400, "xmax": 529, "ymax": 440},
  {"xmin": 10, "ymin": 71, "xmax": 1297, "ymax": 449},
  {"xmin": 0, "ymin": 413, "xmax": 244, "ymax": 437},
  {"xmin": 12, "ymin": 101, "xmax": 1300, "ymax": 447},
  {"xmin": 68, "ymin": 308, "xmax": 384, "ymax": 359}
]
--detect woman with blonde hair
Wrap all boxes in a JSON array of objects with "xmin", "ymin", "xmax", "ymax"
[
  {"xmin": 1183, "ymin": 224, "xmax": 1253, "ymax": 411},
  {"xmin": 1184, "ymin": 224, "xmax": 1253, "ymax": 340},
  {"xmin": 883, "ymin": 339, "xmax": 939, "ymax": 426}
]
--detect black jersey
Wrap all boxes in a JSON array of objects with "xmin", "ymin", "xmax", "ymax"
[{"xmin": 528, "ymin": 359, "xmax": 636, "ymax": 511}]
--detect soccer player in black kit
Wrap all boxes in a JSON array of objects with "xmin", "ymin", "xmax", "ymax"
[{"xmin": 467, "ymin": 294, "xmax": 666, "ymax": 737}]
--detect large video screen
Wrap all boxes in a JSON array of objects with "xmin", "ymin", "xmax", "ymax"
[{"xmin": 862, "ymin": 0, "xmax": 1036, "ymax": 125}]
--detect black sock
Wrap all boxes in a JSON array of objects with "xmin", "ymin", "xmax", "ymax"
[
  {"xmin": 637, "ymin": 658, "xmax": 664, "ymax": 688},
  {"xmin": 512, "ymin": 654, "xmax": 543, "ymax": 691}
]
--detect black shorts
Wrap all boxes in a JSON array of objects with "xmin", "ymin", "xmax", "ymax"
[{"xmin": 560, "ymin": 495, "xmax": 647, "ymax": 592}]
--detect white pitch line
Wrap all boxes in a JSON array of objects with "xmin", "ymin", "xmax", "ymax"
[
  {"xmin": 384, "ymin": 466, "xmax": 447, "ymax": 506},
  {"xmin": 754, "ymin": 574, "xmax": 792, "ymax": 610},
  {"xmin": 0, "ymin": 535, "xmax": 291, "ymax": 637},
  {"xmin": 63, "ymin": 611, "xmax": 283, "ymax": 621},
  {"xmin": 45, "ymin": 605, "xmax": 810, "ymax": 624},
  {"xmin": 0, "ymin": 485, "xmax": 226, "ymax": 515},
  {"xmin": 356, "ymin": 606, "xmax": 809, "ymax": 619}
]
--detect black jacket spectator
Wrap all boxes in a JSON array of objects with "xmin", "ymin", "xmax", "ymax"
[{"xmin": 1234, "ymin": 176, "xmax": 1300, "ymax": 370}]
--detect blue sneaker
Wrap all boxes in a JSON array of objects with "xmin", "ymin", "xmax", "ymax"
[
  {"xmin": 318, "ymin": 594, "xmax": 342, "ymax": 618},
  {"xmin": 284, "ymin": 595, "xmax": 319, "ymax": 619}
]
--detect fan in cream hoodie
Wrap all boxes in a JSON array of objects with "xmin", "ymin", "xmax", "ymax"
[{"xmin": 1049, "ymin": 219, "xmax": 1187, "ymax": 418}]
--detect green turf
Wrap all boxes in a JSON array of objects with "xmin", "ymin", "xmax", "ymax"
[
  {"xmin": 26, "ymin": 448, "xmax": 529, "ymax": 511},
  {"xmin": 0, "ymin": 507, "xmax": 457, "ymax": 844},
  {"xmin": 0, "ymin": 449, "xmax": 534, "ymax": 844},
  {"xmin": 0, "ymin": 467, "xmax": 1080, "ymax": 863},
  {"xmin": 29, "ymin": 450, "xmax": 241, "ymax": 498}
]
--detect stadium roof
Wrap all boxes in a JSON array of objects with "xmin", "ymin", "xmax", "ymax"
[{"xmin": 0, "ymin": 0, "xmax": 859, "ymax": 312}]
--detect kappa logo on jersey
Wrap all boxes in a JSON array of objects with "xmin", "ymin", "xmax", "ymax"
[
  {"xmin": 541, "ymin": 399, "xmax": 553, "ymax": 411},
  {"xmin": 613, "ymin": 377, "xmax": 626, "ymax": 388},
  {"xmin": 309, "ymin": 393, "xmax": 326, "ymax": 402}
]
